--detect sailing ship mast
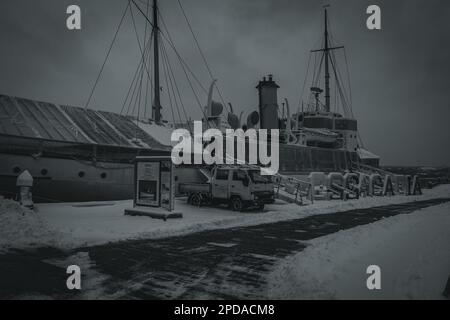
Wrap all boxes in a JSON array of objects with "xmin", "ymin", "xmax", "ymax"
[
  {"xmin": 311, "ymin": 5, "xmax": 344, "ymax": 113},
  {"xmin": 152, "ymin": 0, "xmax": 162, "ymax": 123},
  {"xmin": 324, "ymin": 7, "xmax": 330, "ymax": 113}
]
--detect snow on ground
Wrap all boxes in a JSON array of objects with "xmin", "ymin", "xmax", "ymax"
[
  {"xmin": 266, "ymin": 202, "xmax": 450, "ymax": 300},
  {"xmin": 0, "ymin": 185, "xmax": 449, "ymax": 251},
  {"xmin": 0, "ymin": 199, "xmax": 64, "ymax": 252}
]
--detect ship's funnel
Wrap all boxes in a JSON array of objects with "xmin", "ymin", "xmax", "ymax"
[{"xmin": 256, "ymin": 75, "xmax": 280, "ymax": 130}]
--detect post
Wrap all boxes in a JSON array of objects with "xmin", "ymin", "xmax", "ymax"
[{"xmin": 16, "ymin": 170, "xmax": 34, "ymax": 209}]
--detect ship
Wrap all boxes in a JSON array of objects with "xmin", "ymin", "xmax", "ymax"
[
  {"xmin": 0, "ymin": 3, "xmax": 379, "ymax": 202},
  {"xmin": 199, "ymin": 6, "xmax": 380, "ymax": 176},
  {"xmin": 243, "ymin": 6, "xmax": 379, "ymax": 175}
]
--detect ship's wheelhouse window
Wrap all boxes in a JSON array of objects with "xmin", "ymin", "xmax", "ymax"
[
  {"xmin": 13, "ymin": 166, "xmax": 21, "ymax": 174},
  {"xmin": 41, "ymin": 169, "xmax": 48, "ymax": 176},
  {"xmin": 78, "ymin": 171, "xmax": 85, "ymax": 178},
  {"xmin": 100, "ymin": 172, "xmax": 107, "ymax": 179}
]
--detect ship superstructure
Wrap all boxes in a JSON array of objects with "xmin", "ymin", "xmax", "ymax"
[{"xmin": 247, "ymin": 6, "xmax": 379, "ymax": 174}]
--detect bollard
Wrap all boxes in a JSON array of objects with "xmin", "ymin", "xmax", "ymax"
[{"xmin": 16, "ymin": 170, "xmax": 34, "ymax": 209}]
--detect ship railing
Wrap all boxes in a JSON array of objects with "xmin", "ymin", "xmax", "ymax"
[
  {"xmin": 273, "ymin": 174, "xmax": 314, "ymax": 205},
  {"xmin": 351, "ymin": 161, "xmax": 394, "ymax": 176}
]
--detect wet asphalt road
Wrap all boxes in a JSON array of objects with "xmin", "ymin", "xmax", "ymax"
[{"xmin": 1, "ymin": 197, "xmax": 449, "ymax": 299}]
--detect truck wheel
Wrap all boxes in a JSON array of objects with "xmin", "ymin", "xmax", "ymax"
[
  {"xmin": 257, "ymin": 204, "xmax": 265, "ymax": 211},
  {"xmin": 230, "ymin": 196, "xmax": 243, "ymax": 212},
  {"xmin": 190, "ymin": 194, "xmax": 202, "ymax": 207}
]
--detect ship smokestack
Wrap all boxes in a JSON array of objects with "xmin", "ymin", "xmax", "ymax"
[{"xmin": 256, "ymin": 75, "xmax": 280, "ymax": 130}]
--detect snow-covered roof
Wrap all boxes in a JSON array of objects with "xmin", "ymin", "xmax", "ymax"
[
  {"xmin": 357, "ymin": 148, "xmax": 380, "ymax": 160},
  {"xmin": 0, "ymin": 94, "xmax": 169, "ymax": 151},
  {"xmin": 137, "ymin": 120, "xmax": 174, "ymax": 146}
]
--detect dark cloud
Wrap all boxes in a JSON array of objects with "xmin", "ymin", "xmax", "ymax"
[{"xmin": 0, "ymin": 0, "xmax": 449, "ymax": 166}]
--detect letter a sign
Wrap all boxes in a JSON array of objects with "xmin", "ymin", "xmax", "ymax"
[
  {"xmin": 66, "ymin": 5, "xmax": 81, "ymax": 30},
  {"xmin": 366, "ymin": 5, "xmax": 381, "ymax": 30}
]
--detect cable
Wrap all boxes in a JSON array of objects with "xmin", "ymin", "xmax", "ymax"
[
  {"xmin": 161, "ymin": 40, "xmax": 188, "ymax": 126},
  {"xmin": 160, "ymin": 40, "xmax": 177, "ymax": 124},
  {"xmin": 132, "ymin": 0, "xmax": 208, "ymax": 95},
  {"xmin": 343, "ymin": 48, "xmax": 354, "ymax": 117},
  {"xmin": 131, "ymin": 0, "xmax": 209, "ymax": 126},
  {"xmin": 120, "ymin": 30, "xmax": 154, "ymax": 116},
  {"xmin": 298, "ymin": 52, "xmax": 312, "ymax": 110},
  {"xmin": 129, "ymin": 4, "xmax": 153, "ymax": 86},
  {"xmin": 176, "ymin": 0, "xmax": 229, "ymax": 113},
  {"xmin": 161, "ymin": 40, "xmax": 192, "ymax": 132},
  {"xmin": 85, "ymin": 1, "xmax": 130, "ymax": 110}
]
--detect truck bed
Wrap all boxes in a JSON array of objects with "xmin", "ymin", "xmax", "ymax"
[{"xmin": 179, "ymin": 183, "xmax": 211, "ymax": 194}]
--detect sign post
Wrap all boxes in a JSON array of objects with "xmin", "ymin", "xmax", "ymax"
[{"xmin": 125, "ymin": 156, "xmax": 182, "ymax": 220}]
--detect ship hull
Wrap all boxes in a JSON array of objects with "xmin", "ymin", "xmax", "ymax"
[
  {"xmin": 0, "ymin": 153, "xmax": 134, "ymax": 202},
  {"xmin": 0, "ymin": 143, "xmax": 359, "ymax": 203}
]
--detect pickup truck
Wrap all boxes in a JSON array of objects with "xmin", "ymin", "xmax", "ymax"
[{"xmin": 179, "ymin": 166, "xmax": 275, "ymax": 211}]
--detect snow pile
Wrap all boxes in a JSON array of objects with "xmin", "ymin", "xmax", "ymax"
[
  {"xmin": 0, "ymin": 199, "xmax": 62, "ymax": 252},
  {"xmin": 137, "ymin": 121, "xmax": 173, "ymax": 146},
  {"xmin": 266, "ymin": 202, "xmax": 450, "ymax": 300}
]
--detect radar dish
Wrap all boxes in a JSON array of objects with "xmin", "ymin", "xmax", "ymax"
[
  {"xmin": 227, "ymin": 113, "xmax": 240, "ymax": 129},
  {"xmin": 247, "ymin": 111, "xmax": 260, "ymax": 128},
  {"xmin": 210, "ymin": 101, "xmax": 223, "ymax": 117}
]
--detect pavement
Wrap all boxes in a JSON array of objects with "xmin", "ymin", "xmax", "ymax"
[{"xmin": 1, "ymin": 197, "xmax": 449, "ymax": 299}]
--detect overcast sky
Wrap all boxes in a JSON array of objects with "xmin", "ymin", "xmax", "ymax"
[{"xmin": 0, "ymin": 0, "xmax": 449, "ymax": 166}]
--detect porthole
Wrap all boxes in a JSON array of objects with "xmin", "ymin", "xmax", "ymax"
[
  {"xmin": 41, "ymin": 169, "xmax": 48, "ymax": 176},
  {"xmin": 78, "ymin": 171, "xmax": 85, "ymax": 178},
  {"xmin": 100, "ymin": 172, "xmax": 107, "ymax": 179},
  {"xmin": 13, "ymin": 166, "xmax": 21, "ymax": 174}
]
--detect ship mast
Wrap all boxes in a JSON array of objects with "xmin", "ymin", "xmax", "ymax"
[
  {"xmin": 152, "ymin": 0, "xmax": 161, "ymax": 123},
  {"xmin": 324, "ymin": 6, "xmax": 330, "ymax": 113},
  {"xmin": 311, "ymin": 5, "xmax": 344, "ymax": 113}
]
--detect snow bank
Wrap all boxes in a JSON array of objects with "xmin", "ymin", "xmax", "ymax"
[
  {"xmin": 266, "ymin": 202, "xmax": 450, "ymax": 300},
  {"xmin": 0, "ymin": 199, "xmax": 63, "ymax": 252}
]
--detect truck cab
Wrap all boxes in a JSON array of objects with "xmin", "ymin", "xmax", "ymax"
[{"xmin": 210, "ymin": 166, "xmax": 275, "ymax": 211}]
